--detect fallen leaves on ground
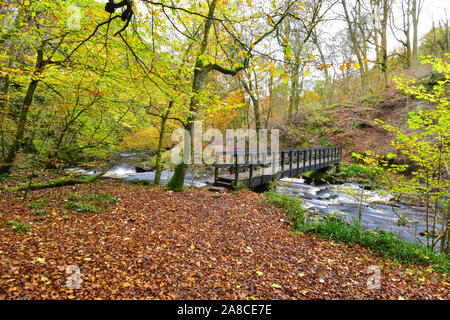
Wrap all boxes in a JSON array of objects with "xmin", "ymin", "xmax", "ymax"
[{"xmin": 0, "ymin": 180, "xmax": 448, "ymax": 300}]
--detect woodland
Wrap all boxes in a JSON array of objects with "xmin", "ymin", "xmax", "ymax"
[{"xmin": 0, "ymin": 0, "xmax": 449, "ymax": 300}]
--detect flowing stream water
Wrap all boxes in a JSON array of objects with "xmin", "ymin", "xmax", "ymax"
[
  {"xmin": 67, "ymin": 151, "xmax": 214, "ymax": 187},
  {"xmin": 277, "ymin": 178, "xmax": 441, "ymax": 246},
  {"xmin": 67, "ymin": 151, "xmax": 440, "ymax": 246}
]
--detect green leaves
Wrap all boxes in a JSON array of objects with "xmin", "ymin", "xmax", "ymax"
[
  {"xmin": 360, "ymin": 56, "xmax": 449, "ymax": 253},
  {"xmin": 386, "ymin": 153, "xmax": 397, "ymax": 160}
]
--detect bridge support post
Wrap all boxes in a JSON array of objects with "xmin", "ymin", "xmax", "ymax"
[
  {"xmin": 309, "ymin": 150, "xmax": 312, "ymax": 171},
  {"xmin": 302, "ymin": 150, "xmax": 306, "ymax": 173},
  {"xmin": 214, "ymin": 166, "xmax": 219, "ymax": 183},
  {"xmin": 314, "ymin": 149, "xmax": 317, "ymax": 169},
  {"xmin": 214, "ymin": 152, "xmax": 219, "ymax": 183},
  {"xmin": 289, "ymin": 150, "xmax": 293, "ymax": 177},
  {"xmin": 233, "ymin": 153, "xmax": 239, "ymax": 189},
  {"xmin": 249, "ymin": 152, "xmax": 254, "ymax": 189},
  {"xmin": 317, "ymin": 148, "xmax": 322, "ymax": 169}
]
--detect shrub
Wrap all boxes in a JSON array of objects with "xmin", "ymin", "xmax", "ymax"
[
  {"xmin": 69, "ymin": 192, "xmax": 116, "ymax": 205},
  {"xmin": 32, "ymin": 210, "xmax": 48, "ymax": 217},
  {"xmin": 64, "ymin": 202, "xmax": 100, "ymax": 214},
  {"xmin": 266, "ymin": 191, "xmax": 305, "ymax": 230},
  {"xmin": 7, "ymin": 220, "xmax": 32, "ymax": 233},
  {"xmin": 27, "ymin": 198, "xmax": 49, "ymax": 210}
]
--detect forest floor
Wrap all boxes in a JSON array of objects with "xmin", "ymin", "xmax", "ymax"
[{"xmin": 0, "ymin": 179, "xmax": 448, "ymax": 300}]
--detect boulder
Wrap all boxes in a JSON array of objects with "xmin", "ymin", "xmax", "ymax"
[
  {"xmin": 135, "ymin": 165, "xmax": 153, "ymax": 173},
  {"xmin": 209, "ymin": 186, "xmax": 226, "ymax": 194}
]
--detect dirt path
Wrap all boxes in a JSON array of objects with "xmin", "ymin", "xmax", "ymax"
[{"xmin": 0, "ymin": 180, "xmax": 448, "ymax": 299}]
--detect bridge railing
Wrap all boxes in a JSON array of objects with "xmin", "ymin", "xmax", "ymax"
[{"xmin": 213, "ymin": 146, "xmax": 342, "ymax": 187}]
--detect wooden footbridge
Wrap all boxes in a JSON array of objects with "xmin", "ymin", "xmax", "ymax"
[{"xmin": 213, "ymin": 147, "xmax": 342, "ymax": 189}]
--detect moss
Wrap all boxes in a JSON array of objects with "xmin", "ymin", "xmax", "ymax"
[
  {"xmin": 4, "ymin": 173, "xmax": 103, "ymax": 192},
  {"xmin": 302, "ymin": 168, "xmax": 331, "ymax": 184},
  {"xmin": 302, "ymin": 162, "xmax": 379, "ymax": 185},
  {"xmin": 167, "ymin": 163, "xmax": 187, "ymax": 192}
]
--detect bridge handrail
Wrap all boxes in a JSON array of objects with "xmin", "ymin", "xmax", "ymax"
[{"xmin": 214, "ymin": 146, "xmax": 342, "ymax": 167}]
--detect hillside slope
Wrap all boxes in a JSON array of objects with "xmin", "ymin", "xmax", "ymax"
[{"xmin": 322, "ymin": 74, "xmax": 444, "ymax": 163}]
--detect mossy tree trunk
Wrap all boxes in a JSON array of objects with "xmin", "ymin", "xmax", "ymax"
[
  {"xmin": 167, "ymin": 162, "xmax": 188, "ymax": 192},
  {"xmin": 0, "ymin": 45, "xmax": 44, "ymax": 174}
]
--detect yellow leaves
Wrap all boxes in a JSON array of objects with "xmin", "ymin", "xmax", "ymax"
[
  {"xmin": 24, "ymin": 0, "xmax": 30, "ymax": 6},
  {"xmin": 36, "ymin": 258, "xmax": 46, "ymax": 265},
  {"xmin": 304, "ymin": 69, "xmax": 310, "ymax": 76},
  {"xmin": 256, "ymin": 271, "xmax": 263, "ymax": 276},
  {"xmin": 271, "ymin": 283, "xmax": 282, "ymax": 289},
  {"xmin": 310, "ymin": 55, "xmax": 316, "ymax": 60},
  {"xmin": 246, "ymin": 0, "xmax": 254, "ymax": 7},
  {"xmin": 353, "ymin": 62, "xmax": 360, "ymax": 70},
  {"xmin": 83, "ymin": 257, "xmax": 92, "ymax": 262},
  {"xmin": 40, "ymin": 276, "xmax": 50, "ymax": 284}
]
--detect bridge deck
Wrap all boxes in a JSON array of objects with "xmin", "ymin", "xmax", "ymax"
[{"xmin": 213, "ymin": 147, "xmax": 342, "ymax": 189}]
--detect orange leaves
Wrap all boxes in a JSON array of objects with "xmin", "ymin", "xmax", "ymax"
[
  {"xmin": 339, "ymin": 61, "xmax": 365, "ymax": 71},
  {"xmin": 317, "ymin": 64, "xmax": 333, "ymax": 71},
  {"xmin": 0, "ymin": 180, "xmax": 448, "ymax": 300}
]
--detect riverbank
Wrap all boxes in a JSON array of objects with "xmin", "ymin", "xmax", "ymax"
[{"xmin": 0, "ymin": 180, "xmax": 448, "ymax": 299}]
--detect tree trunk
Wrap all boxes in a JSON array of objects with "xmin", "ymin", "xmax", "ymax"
[
  {"xmin": 167, "ymin": 0, "xmax": 217, "ymax": 191},
  {"xmin": 0, "ymin": 46, "xmax": 43, "ymax": 174},
  {"xmin": 154, "ymin": 104, "xmax": 171, "ymax": 185},
  {"xmin": 242, "ymin": 80, "xmax": 261, "ymax": 132},
  {"xmin": 411, "ymin": 0, "xmax": 422, "ymax": 68},
  {"xmin": 380, "ymin": 0, "xmax": 389, "ymax": 85},
  {"xmin": 341, "ymin": 0, "xmax": 368, "ymax": 92},
  {"xmin": 0, "ymin": 61, "xmax": 12, "ymax": 161}
]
